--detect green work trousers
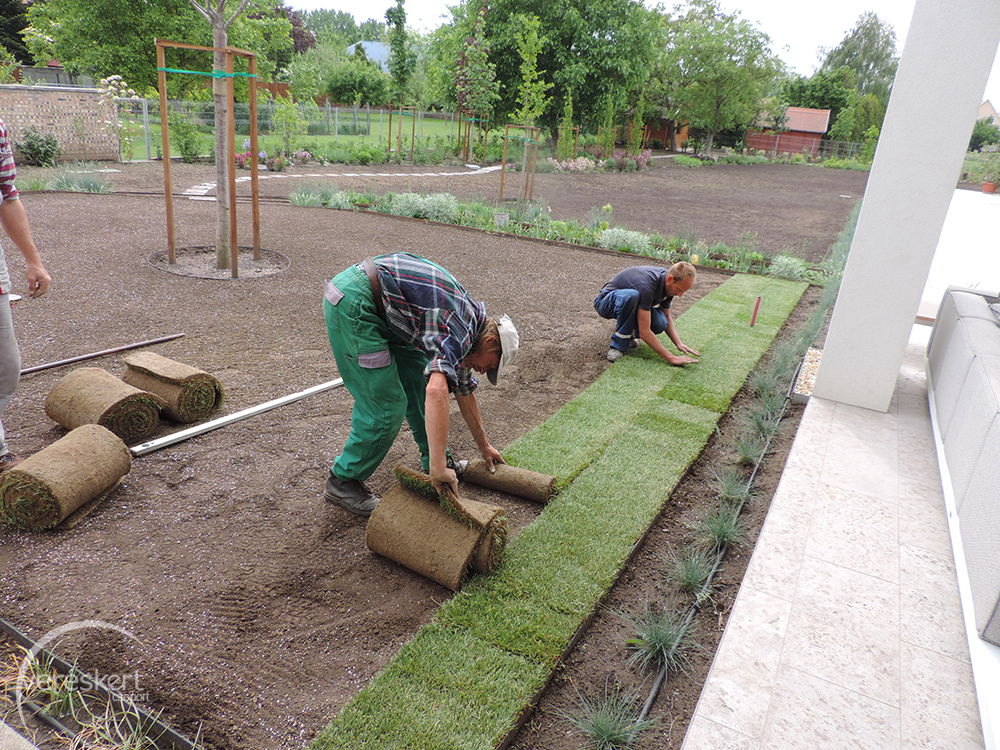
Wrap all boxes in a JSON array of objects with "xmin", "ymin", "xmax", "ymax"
[{"xmin": 324, "ymin": 264, "xmax": 431, "ymax": 482}]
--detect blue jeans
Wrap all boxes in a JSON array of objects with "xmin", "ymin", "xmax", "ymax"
[
  {"xmin": 593, "ymin": 289, "xmax": 668, "ymax": 352},
  {"xmin": 0, "ymin": 295, "xmax": 20, "ymax": 456}
]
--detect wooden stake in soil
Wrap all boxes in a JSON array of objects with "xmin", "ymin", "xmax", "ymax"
[
  {"xmin": 460, "ymin": 459, "xmax": 557, "ymax": 504},
  {"xmin": 121, "ymin": 352, "xmax": 224, "ymax": 423},
  {"xmin": 0, "ymin": 424, "xmax": 132, "ymax": 530},
  {"xmin": 44, "ymin": 367, "xmax": 166, "ymax": 444}
]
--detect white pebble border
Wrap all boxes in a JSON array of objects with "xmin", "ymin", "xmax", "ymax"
[{"xmin": 182, "ymin": 163, "xmax": 504, "ymax": 198}]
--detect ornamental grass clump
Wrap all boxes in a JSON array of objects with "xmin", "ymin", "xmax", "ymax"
[
  {"xmin": 665, "ymin": 544, "xmax": 718, "ymax": 598},
  {"xmin": 597, "ymin": 227, "xmax": 651, "ymax": 255},
  {"xmin": 733, "ymin": 432, "xmax": 768, "ymax": 467},
  {"xmin": 622, "ymin": 601, "xmax": 695, "ymax": 674},
  {"xmin": 562, "ymin": 680, "xmax": 655, "ymax": 750},
  {"xmin": 766, "ymin": 254, "xmax": 810, "ymax": 281},
  {"xmin": 694, "ymin": 502, "xmax": 746, "ymax": 551},
  {"xmin": 712, "ymin": 467, "xmax": 756, "ymax": 507}
]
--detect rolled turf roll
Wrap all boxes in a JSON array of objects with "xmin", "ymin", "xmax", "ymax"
[
  {"xmin": 461, "ymin": 459, "xmax": 557, "ymax": 504},
  {"xmin": 121, "ymin": 352, "xmax": 224, "ymax": 423},
  {"xmin": 0, "ymin": 424, "xmax": 132, "ymax": 530},
  {"xmin": 44, "ymin": 367, "xmax": 165, "ymax": 444},
  {"xmin": 365, "ymin": 465, "xmax": 508, "ymax": 588},
  {"xmin": 365, "ymin": 484, "xmax": 482, "ymax": 591}
]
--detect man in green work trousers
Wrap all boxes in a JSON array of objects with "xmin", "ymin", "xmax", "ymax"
[{"xmin": 322, "ymin": 252, "xmax": 519, "ymax": 516}]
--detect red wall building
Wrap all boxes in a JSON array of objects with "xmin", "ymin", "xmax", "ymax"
[{"xmin": 746, "ymin": 106, "xmax": 831, "ymax": 157}]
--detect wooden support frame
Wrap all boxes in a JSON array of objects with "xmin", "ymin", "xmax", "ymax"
[
  {"xmin": 155, "ymin": 39, "xmax": 261, "ymax": 278},
  {"xmin": 387, "ymin": 105, "xmax": 417, "ymax": 161},
  {"xmin": 499, "ymin": 124, "xmax": 540, "ymax": 204}
]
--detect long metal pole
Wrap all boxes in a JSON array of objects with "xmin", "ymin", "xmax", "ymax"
[
  {"xmin": 130, "ymin": 378, "xmax": 345, "ymax": 456},
  {"xmin": 20, "ymin": 333, "xmax": 186, "ymax": 374}
]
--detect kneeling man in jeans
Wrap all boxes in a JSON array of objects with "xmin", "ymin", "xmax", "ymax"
[{"xmin": 594, "ymin": 262, "xmax": 700, "ymax": 366}]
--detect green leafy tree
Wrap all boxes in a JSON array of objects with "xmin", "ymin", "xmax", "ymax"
[
  {"xmin": 668, "ymin": 0, "xmax": 783, "ymax": 155},
  {"xmin": 970, "ymin": 117, "xmax": 1000, "ymax": 152},
  {"xmin": 820, "ymin": 11, "xmax": 898, "ymax": 104},
  {"xmin": 781, "ymin": 67, "xmax": 851, "ymax": 132},
  {"xmin": 454, "ymin": 2, "xmax": 499, "ymax": 118},
  {"xmin": 512, "ymin": 14, "xmax": 551, "ymax": 126},
  {"xmin": 0, "ymin": 43, "xmax": 17, "ymax": 84},
  {"xmin": 828, "ymin": 88, "xmax": 885, "ymax": 143},
  {"xmin": 385, "ymin": 0, "xmax": 416, "ymax": 104},
  {"xmin": 861, "ymin": 124, "xmax": 879, "ymax": 163},
  {"xmin": 272, "ymin": 94, "xmax": 305, "ymax": 154},
  {"xmin": 325, "ymin": 54, "xmax": 390, "ymax": 106},
  {"xmin": 556, "ymin": 89, "xmax": 576, "ymax": 160},
  {"xmin": 442, "ymin": 0, "xmax": 653, "ymax": 136},
  {"xmin": 0, "ymin": 0, "xmax": 31, "ymax": 64},
  {"xmin": 301, "ymin": 9, "xmax": 357, "ymax": 45}
]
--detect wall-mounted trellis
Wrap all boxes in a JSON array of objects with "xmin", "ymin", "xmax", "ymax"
[{"xmin": 155, "ymin": 38, "xmax": 261, "ymax": 279}]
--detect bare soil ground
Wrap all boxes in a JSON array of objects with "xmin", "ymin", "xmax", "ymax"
[{"xmin": 0, "ymin": 156, "xmax": 866, "ymax": 749}]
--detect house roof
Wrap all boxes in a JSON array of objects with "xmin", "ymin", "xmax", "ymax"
[
  {"xmin": 784, "ymin": 106, "xmax": 831, "ymax": 134},
  {"xmin": 346, "ymin": 41, "xmax": 390, "ymax": 73}
]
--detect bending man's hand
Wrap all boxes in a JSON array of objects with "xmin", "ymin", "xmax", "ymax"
[
  {"xmin": 430, "ymin": 465, "xmax": 459, "ymax": 497},
  {"xmin": 677, "ymin": 342, "xmax": 700, "ymax": 357},
  {"xmin": 480, "ymin": 443, "xmax": 505, "ymax": 473},
  {"xmin": 26, "ymin": 262, "xmax": 50, "ymax": 298}
]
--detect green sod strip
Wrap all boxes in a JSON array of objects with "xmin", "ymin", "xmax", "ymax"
[
  {"xmin": 310, "ymin": 274, "xmax": 806, "ymax": 750},
  {"xmin": 312, "ymin": 623, "xmax": 549, "ymax": 750}
]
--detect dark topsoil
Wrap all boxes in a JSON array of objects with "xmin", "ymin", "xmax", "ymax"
[{"xmin": 0, "ymin": 157, "xmax": 867, "ymax": 749}]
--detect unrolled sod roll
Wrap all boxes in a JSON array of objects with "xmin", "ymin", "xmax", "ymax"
[
  {"xmin": 45, "ymin": 367, "xmax": 165, "ymax": 444},
  {"xmin": 121, "ymin": 352, "xmax": 224, "ymax": 423},
  {"xmin": 461, "ymin": 459, "xmax": 557, "ymax": 504},
  {"xmin": 0, "ymin": 424, "xmax": 132, "ymax": 530}
]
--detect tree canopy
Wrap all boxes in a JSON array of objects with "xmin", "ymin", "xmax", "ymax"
[
  {"xmin": 781, "ymin": 67, "xmax": 852, "ymax": 133},
  {"xmin": 438, "ymin": 0, "xmax": 654, "ymax": 135},
  {"xmin": 819, "ymin": 11, "xmax": 898, "ymax": 104},
  {"xmin": 23, "ymin": 0, "xmax": 293, "ymax": 96},
  {"xmin": 0, "ymin": 0, "xmax": 31, "ymax": 64},
  {"xmin": 665, "ymin": 0, "xmax": 783, "ymax": 154}
]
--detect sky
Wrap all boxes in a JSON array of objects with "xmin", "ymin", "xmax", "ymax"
[{"xmin": 287, "ymin": 0, "xmax": 1000, "ymax": 106}]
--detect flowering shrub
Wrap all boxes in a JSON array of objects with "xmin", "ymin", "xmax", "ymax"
[
  {"xmin": 546, "ymin": 155, "xmax": 599, "ymax": 173},
  {"xmin": 98, "ymin": 75, "xmax": 140, "ymax": 162},
  {"xmin": 265, "ymin": 154, "xmax": 289, "ymax": 172},
  {"xmin": 258, "ymin": 150, "xmax": 267, "ymax": 164},
  {"xmin": 294, "ymin": 149, "xmax": 313, "ymax": 165},
  {"xmin": 235, "ymin": 152, "xmax": 253, "ymax": 170},
  {"xmin": 602, "ymin": 149, "xmax": 652, "ymax": 172}
]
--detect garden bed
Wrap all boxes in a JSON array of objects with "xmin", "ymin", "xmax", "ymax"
[{"xmin": 1, "ymin": 158, "xmax": 861, "ymax": 749}]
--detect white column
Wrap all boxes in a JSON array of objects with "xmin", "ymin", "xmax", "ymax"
[{"xmin": 812, "ymin": 0, "xmax": 1000, "ymax": 411}]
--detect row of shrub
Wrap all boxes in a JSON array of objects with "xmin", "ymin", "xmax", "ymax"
[{"xmin": 288, "ymin": 186, "xmax": 834, "ymax": 284}]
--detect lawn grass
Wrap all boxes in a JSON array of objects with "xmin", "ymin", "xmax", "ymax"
[{"xmin": 309, "ymin": 273, "xmax": 807, "ymax": 750}]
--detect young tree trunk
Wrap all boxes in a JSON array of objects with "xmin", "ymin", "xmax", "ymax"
[{"xmin": 213, "ymin": 26, "xmax": 230, "ymax": 270}]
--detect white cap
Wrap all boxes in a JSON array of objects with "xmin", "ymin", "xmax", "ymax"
[{"xmin": 487, "ymin": 314, "xmax": 519, "ymax": 385}]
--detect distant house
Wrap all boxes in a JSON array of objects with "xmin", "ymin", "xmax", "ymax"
[
  {"xmin": 979, "ymin": 99, "xmax": 998, "ymax": 126},
  {"xmin": 346, "ymin": 41, "xmax": 390, "ymax": 73},
  {"xmin": 746, "ymin": 106, "xmax": 831, "ymax": 157}
]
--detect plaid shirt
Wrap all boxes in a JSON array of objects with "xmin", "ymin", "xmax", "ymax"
[
  {"xmin": 374, "ymin": 253, "xmax": 487, "ymax": 396},
  {"xmin": 0, "ymin": 120, "xmax": 18, "ymax": 205},
  {"xmin": 0, "ymin": 120, "xmax": 18, "ymax": 293}
]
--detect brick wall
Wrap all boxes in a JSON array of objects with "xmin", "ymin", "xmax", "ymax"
[{"xmin": 1, "ymin": 84, "xmax": 120, "ymax": 162}]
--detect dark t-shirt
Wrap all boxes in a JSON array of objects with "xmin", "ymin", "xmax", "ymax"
[{"xmin": 602, "ymin": 266, "xmax": 673, "ymax": 311}]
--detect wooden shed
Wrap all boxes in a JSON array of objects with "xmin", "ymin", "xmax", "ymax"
[{"xmin": 746, "ymin": 106, "xmax": 831, "ymax": 157}]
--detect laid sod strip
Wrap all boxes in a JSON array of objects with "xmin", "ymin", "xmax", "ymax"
[
  {"xmin": 310, "ymin": 274, "xmax": 806, "ymax": 750},
  {"xmin": 505, "ymin": 275, "xmax": 806, "ymax": 478}
]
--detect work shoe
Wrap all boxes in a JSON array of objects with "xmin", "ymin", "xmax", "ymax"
[
  {"xmin": 628, "ymin": 338, "xmax": 640, "ymax": 351},
  {"xmin": 0, "ymin": 453, "xmax": 24, "ymax": 472},
  {"xmin": 323, "ymin": 473, "xmax": 379, "ymax": 517},
  {"xmin": 607, "ymin": 348, "xmax": 625, "ymax": 362}
]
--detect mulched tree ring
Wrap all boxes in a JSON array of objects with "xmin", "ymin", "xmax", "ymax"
[{"xmin": 146, "ymin": 246, "xmax": 289, "ymax": 280}]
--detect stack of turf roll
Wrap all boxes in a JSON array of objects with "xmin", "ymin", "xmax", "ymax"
[
  {"xmin": 365, "ymin": 464, "xmax": 507, "ymax": 591},
  {"xmin": 121, "ymin": 352, "xmax": 224, "ymax": 423},
  {"xmin": 0, "ymin": 424, "xmax": 132, "ymax": 530},
  {"xmin": 45, "ymin": 367, "xmax": 165, "ymax": 444}
]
